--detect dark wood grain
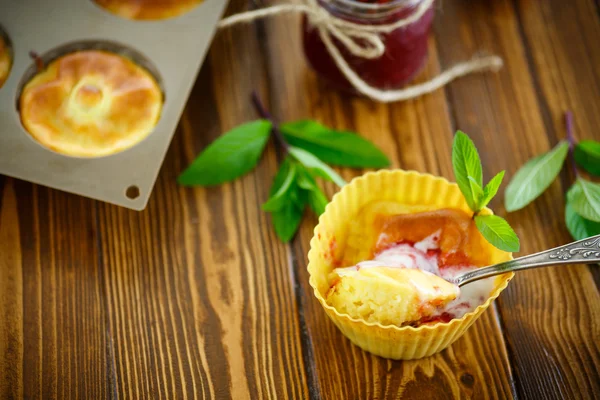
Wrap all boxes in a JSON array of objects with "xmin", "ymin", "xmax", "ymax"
[
  {"xmin": 0, "ymin": 178, "xmax": 23, "ymax": 400},
  {"xmin": 0, "ymin": 0, "xmax": 599, "ymax": 398},
  {"xmin": 434, "ymin": 0, "xmax": 600, "ymax": 398},
  {"xmin": 0, "ymin": 179, "xmax": 110, "ymax": 400}
]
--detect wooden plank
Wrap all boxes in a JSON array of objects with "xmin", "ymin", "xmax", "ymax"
[
  {"xmin": 94, "ymin": 2, "xmax": 310, "ymax": 397},
  {"xmin": 433, "ymin": 0, "xmax": 600, "ymax": 398},
  {"xmin": 260, "ymin": 9, "xmax": 517, "ymax": 399},
  {"xmin": 515, "ymin": 0, "xmax": 600, "ymax": 292},
  {"xmin": 0, "ymin": 178, "xmax": 23, "ymax": 400},
  {"xmin": 0, "ymin": 178, "xmax": 111, "ymax": 400}
]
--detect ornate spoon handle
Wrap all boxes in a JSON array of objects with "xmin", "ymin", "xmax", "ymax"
[{"xmin": 453, "ymin": 234, "xmax": 600, "ymax": 287}]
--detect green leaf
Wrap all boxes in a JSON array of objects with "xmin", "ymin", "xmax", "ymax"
[
  {"xmin": 268, "ymin": 157, "xmax": 304, "ymax": 207},
  {"xmin": 307, "ymin": 188, "xmax": 328, "ymax": 216},
  {"xmin": 565, "ymin": 203, "xmax": 600, "ymax": 241},
  {"xmin": 504, "ymin": 141, "xmax": 569, "ymax": 212},
  {"xmin": 567, "ymin": 179, "xmax": 600, "ymax": 222},
  {"xmin": 296, "ymin": 166, "xmax": 329, "ymax": 216},
  {"xmin": 266, "ymin": 158, "xmax": 306, "ymax": 242},
  {"xmin": 296, "ymin": 166, "xmax": 317, "ymax": 190},
  {"xmin": 574, "ymin": 140, "xmax": 600, "ymax": 177},
  {"xmin": 479, "ymin": 171, "xmax": 505, "ymax": 210},
  {"xmin": 474, "ymin": 215, "xmax": 520, "ymax": 252},
  {"xmin": 262, "ymin": 162, "xmax": 297, "ymax": 212},
  {"xmin": 178, "ymin": 120, "xmax": 272, "ymax": 186},
  {"xmin": 468, "ymin": 176, "xmax": 484, "ymax": 207},
  {"xmin": 452, "ymin": 131, "xmax": 483, "ymax": 212},
  {"xmin": 271, "ymin": 200, "xmax": 305, "ymax": 243},
  {"xmin": 289, "ymin": 147, "xmax": 347, "ymax": 187},
  {"xmin": 269, "ymin": 157, "xmax": 293, "ymax": 195},
  {"xmin": 281, "ymin": 120, "xmax": 390, "ymax": 168}
]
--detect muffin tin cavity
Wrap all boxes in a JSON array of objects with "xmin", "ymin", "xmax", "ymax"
[
  {"xmin": 16, "ymin": 42, "xmax": 165, "ymax": 158},
  {"xmin": 93, "ymin": 0, "xmax": 204, "ymax": 21},
  {"xmin": 0, "ymin": 27, "xmax": 13, "ymax": 89}
]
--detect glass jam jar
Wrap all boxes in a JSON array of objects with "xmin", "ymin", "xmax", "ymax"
[{"xmin": 303, "ymin": 0, "xmax": 435, "ymax": 92}]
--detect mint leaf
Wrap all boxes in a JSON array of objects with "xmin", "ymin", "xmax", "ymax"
[
  {"xmin": 281, "ymin": 120, "xmax": 390, "ymax": 168},
  {"xmin": 271, "ymin": 199, "xmax": 305, "ymax": 242},
  {"xmin": 296, "ymin": 166, "xmax": 329, "ymax": 216},
  {"xmin": 479, "ymin": 171, "xmax": 505, "ymax": 210},
  {"xmin": 266, "ymin": 158, "xmax": 306, "ymax": 242},
  {"xmin": 296, "ymin": 167, "xmax": 316, "ymax": 190},
  {"xmin": 289, "ymin": 147, "xmax": 346, "ymax": 187},
  {"xmin": 452, "ymin": 131, "xmax": 483, "ymax": 212},
  {"xmin": 266, "ymin": 157, "xmax": 305, "ymax": 208},
  {"xmin": 567, "ymin": 179, "xmax": 600, "ymax": 222},
  {"xmin": 474, "ymin": 215, "xmax": 520, "ymax": 252},
  {"xmin": 308, "ymin": 187, "xmax": 329, "ymax": 217},
  {"xmin": 307, "ymin": 188, "xmax": 328, "ymax": 216},
  {"xmin": 565, "ymin": 203, "xmax": 600, "ymax": 241},
  {"xmin": 262, "ymin": 162, "xmax": 297, "ymax": 212},
  {"xmin": 574, "ymin": 140, "xmax": 600, "ymax": 177},
  {"xmin": 468, "ymin": 176, "xmax": 484, "ymax": 208},
  {"xmin": 268, "ymin": 157, "xmax": 292, "ymax": 195},
  {"xmin": 504, "ymin": 141, "xmax": 569, "ymax": 212},
  {"xmin": 178, "ymin": 120, "xmax": 272, "ymax": 186}
]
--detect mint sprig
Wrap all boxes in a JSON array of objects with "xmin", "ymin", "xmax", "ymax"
[
  {"xmin": 504, "ymin": 112, "xmax": 600, "ymax": 241},
  {"xmin": 178, "ymin": 92, "xmax": 391, "ymax": 242},
  {"xmin": 452, "ymin": 131, "xmax": 520, "ymax": 252}
]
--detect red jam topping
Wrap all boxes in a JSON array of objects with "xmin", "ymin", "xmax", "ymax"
[{"xmin": 364, "ymin": 209, "xmax": 496, "ymax": 323}]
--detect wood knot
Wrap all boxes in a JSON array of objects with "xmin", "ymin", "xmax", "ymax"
[{"xmin": 460, "ymin": 372, "xmax": 475, "ymax": 387}]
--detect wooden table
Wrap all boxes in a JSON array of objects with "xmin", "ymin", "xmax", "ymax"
[{"xmin": 1, "ymin": 0, "xmax": 599, "ymax": 398}]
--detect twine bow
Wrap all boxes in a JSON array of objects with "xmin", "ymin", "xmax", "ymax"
[{"xmin": 218, "ymin": 0, "xmax": 503, "ymax": 103}]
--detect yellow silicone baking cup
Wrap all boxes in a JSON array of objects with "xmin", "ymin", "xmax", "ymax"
[{"xmin": 307, "ymin": 170, "xmax": 514, "ymax": 360}]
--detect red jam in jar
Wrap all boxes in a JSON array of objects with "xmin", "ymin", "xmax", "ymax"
[{"xmin": 303, "ymin": 0, "xmax": 435, "ymax": 92}]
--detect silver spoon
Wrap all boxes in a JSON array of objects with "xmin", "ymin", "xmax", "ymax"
[{"xmin": 450, "ymin": 234, "xmax": 600, "ymax": 287}]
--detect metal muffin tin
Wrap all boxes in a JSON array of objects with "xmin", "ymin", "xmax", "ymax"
[{"xmin": 0, "ymin": 0, "xmax": 229, "ymax": 210}]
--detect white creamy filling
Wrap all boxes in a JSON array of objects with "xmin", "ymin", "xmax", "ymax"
[
  {"xmin": 335, "ymin": 230, "xmax": 495, "ymax": 319},
  {"xmin": 437, "ymin": 265, "xmax": 495, "ymax": 318}
]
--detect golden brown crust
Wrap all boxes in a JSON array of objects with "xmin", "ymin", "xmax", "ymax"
[
  {"xmin": 94, "ymin": 0, "xmax": 203, "ymax": 20},
  {"xmin": 0, "ymin": 36, "xmax": 11, "ymax": 89},
  {"xmin": 20, "ymin": 50, "xmax": 162, "ymax": 157}
]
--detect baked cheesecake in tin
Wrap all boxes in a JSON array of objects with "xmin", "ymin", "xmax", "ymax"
[{"xmin": 20, "ymin": 50, "xmax": 163, "ymax": 157}]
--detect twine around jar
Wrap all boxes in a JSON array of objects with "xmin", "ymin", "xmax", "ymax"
[{"xmin": 218, "ymin": 0, "xmax": 504, "ymax": 103}]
